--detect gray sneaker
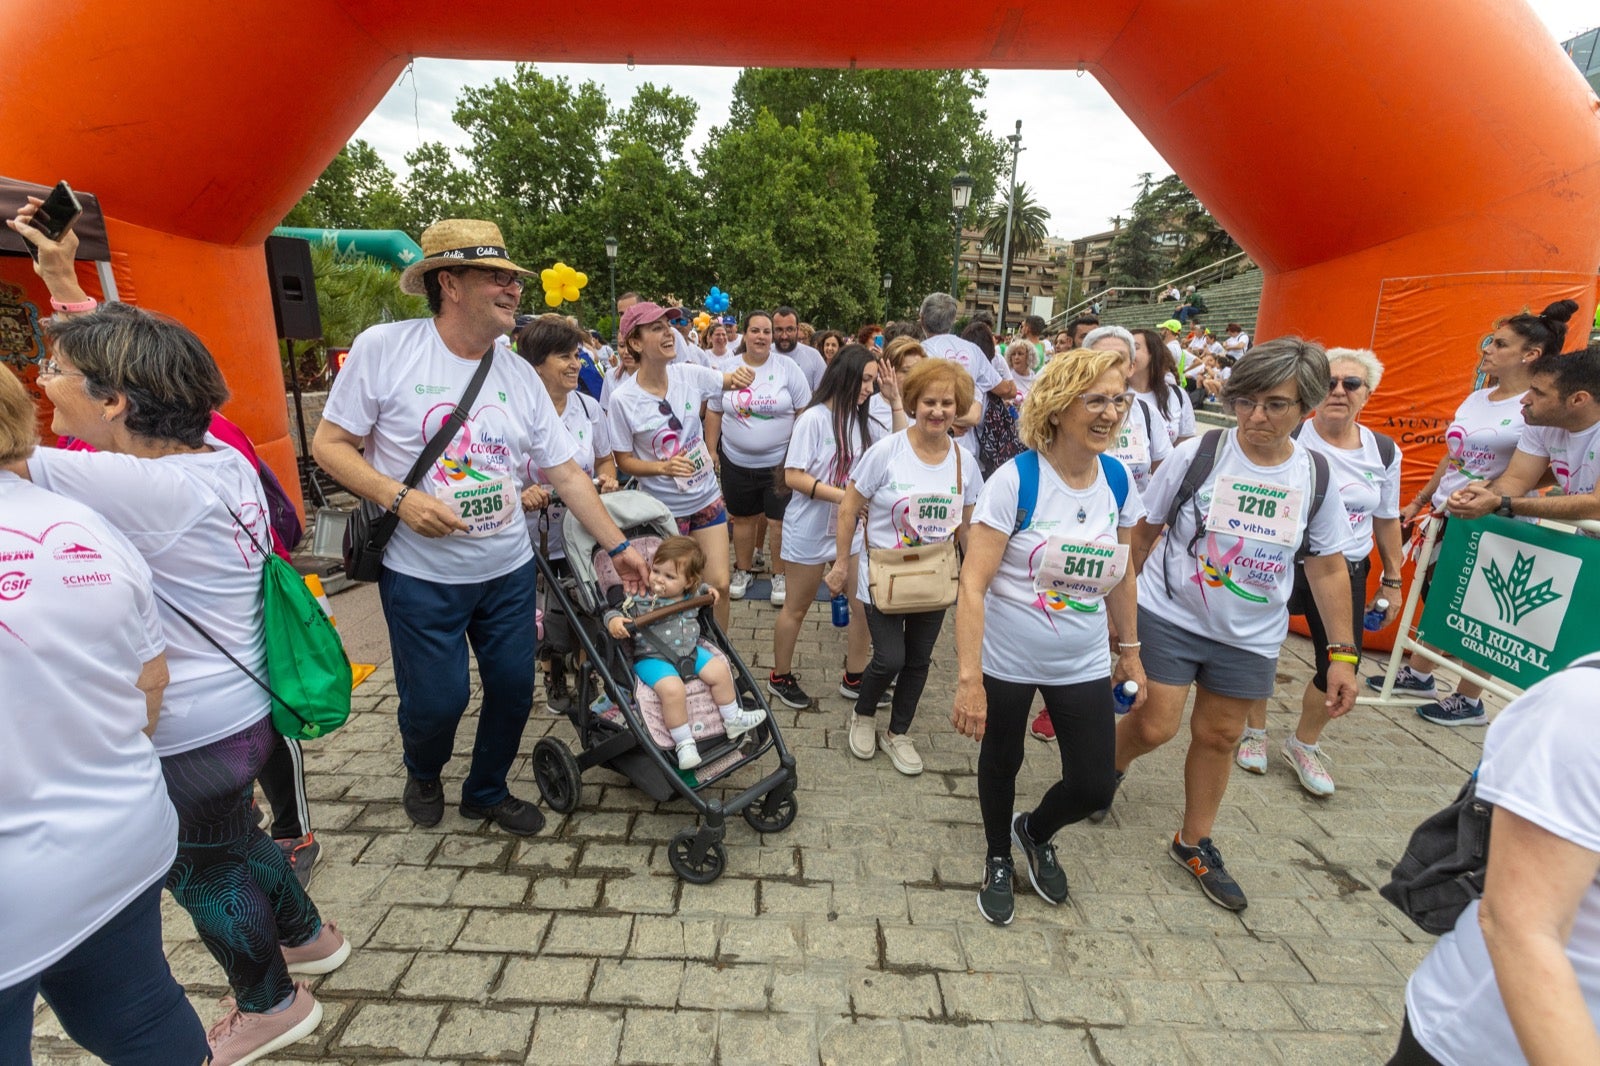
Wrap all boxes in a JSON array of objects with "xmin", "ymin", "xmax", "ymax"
[{"xmin": 1011, "ymin": 812, "xmax": 1068, "ymax": 904}]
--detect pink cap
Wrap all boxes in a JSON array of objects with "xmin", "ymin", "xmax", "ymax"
[{"xmin": 618, "ymin": 301, "xmax": 685, "ymax": 340}]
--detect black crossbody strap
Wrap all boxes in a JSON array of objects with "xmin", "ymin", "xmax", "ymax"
[
  {"xmin": 397, "ymin": 345, "xmax": 497, "ymax": 493},
  {"xmin": 154, "ymin": 590, "xmax": 309, "ymax": 729}
]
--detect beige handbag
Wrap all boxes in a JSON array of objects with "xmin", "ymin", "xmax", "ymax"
[{"xmin": 866, "ymin": 446, "xmax": 963, "ymax": 614}]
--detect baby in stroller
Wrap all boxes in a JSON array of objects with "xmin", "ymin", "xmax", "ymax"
[{"xmin": 604, "ymin": 536, "xmax": 766, "ymax": 769}]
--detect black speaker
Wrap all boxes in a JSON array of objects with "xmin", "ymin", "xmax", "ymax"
[{"xmin": 264, "ymin": 236, "xmax": 323, "ymax": 340}]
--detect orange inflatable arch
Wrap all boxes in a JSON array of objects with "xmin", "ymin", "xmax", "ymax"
[{"xmin": 4, "ymin": 0, "xmax": 1599, "ymax": 506}]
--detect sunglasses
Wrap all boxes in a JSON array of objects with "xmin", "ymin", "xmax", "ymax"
[
  {"xmin": 669, "ymin": 317, "xmax": 688, "ymax": 327},
  {"xmin": 1328, "ymin": 376, "xmax": 1367, "ymax": 393},
  {"xmin": 657, "ymin": 400, "xmax": 683, "ymax": 433}
]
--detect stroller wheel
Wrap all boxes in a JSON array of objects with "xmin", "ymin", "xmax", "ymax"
[
  {"xmin": 668, "ymin": 828, "xmax": 727, "ymax": 884},
  {"xmin": 742, "ymin": 793, "xmax": 799, "ymax": 834},
  {"xmin": 532, "ymin": 737, "xmax": 582, "ymax": 814}
]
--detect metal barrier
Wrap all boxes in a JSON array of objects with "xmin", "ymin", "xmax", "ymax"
[{"xmin": 1360, "ymin": 513, "xmax": 1600, "ymax": 707}]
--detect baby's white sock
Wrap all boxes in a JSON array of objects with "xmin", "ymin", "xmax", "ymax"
[{"xmin": 669, "ymin": 724, "xmax": 693, "ymax": 745}]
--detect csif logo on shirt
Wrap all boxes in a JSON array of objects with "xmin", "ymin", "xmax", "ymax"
[{"xmin": 0, "ymin": 571, "xmax": 31, "ymax": 600}]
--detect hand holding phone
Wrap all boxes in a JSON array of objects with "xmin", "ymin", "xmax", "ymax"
[{"xmin": 9, "ymin": 181, "xmax": 82, "ymax": 263}]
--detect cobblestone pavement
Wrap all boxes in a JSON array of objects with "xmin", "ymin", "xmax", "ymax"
[{"xmin": 32, "ymin": 591, "xmax": 1500, "ymax": 1065}]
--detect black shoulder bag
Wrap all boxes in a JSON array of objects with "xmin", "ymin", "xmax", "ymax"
[{"xmin": 342, "ymin": 346, "xmax": 495, "ymax": 582}]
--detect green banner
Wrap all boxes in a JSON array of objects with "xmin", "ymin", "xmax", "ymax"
[{"xmin": 1418, "ymin": 515, "xmax": 1600, "ymax": 689}]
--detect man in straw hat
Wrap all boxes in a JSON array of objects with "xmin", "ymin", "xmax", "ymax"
[{"xmin": 314, "ymin": 219, "xmax": 648, "ymax": 837}]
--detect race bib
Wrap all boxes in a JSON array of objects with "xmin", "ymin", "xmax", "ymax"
[
  {"xmin": 1033, "ymin": 537, "xmax": 1130, "ymax": 601},
  {"xmin": 908, "ymin": 493, "xmax": 959, "ymax": 543},
  {"xmin": 433, "ymin": 472, "xmax": 519, "ymax": 538},
  {"xmin": 1206, "ymin": 477, "xmax": 1304, "ymax": 548},
  {"xmin": 1111, "ymin": 416, "xmax": 1150, "ymax": 467},
  {"xmin": 674, "ymin": 440, "xmax": 716, "ymax": 493}
]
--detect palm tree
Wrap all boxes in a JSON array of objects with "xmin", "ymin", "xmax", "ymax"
[{"xmin": 980, "ymin": 183, "xmax": 1051, "ymax": 319}]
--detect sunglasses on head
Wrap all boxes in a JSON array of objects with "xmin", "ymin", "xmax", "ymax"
[
  {"xmin": 656, "ymin": 400, "xmax": 683, "ymax": 432},
  {"xmin": 1329, "ymin": 376, "xmax": 1366, "ymax": 393}
]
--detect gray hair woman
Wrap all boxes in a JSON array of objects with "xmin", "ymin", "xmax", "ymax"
[
  {"xmin": 1104, "ymin": 337, "xmax": 1359, "ymax": 913},
  {"xmin": 9, "ymin": 301, "xmax": 346, "ymax": 1061},
  {"xmin": 1236, "ymin": 346, "xmax": 1403, "ymax": 796}
]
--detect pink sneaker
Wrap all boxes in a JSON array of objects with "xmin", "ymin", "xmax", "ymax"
[
  {"xmin": 280, "ymin": 920, "xmax": 350, "ymax": 976},
  {"xmin": 207, "ymin": 983, "xmax": 322, "ymax": 1066}
]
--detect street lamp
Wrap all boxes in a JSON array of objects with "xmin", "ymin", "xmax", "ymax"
[
  {"xmin": 949, "ymin": 170, "xmax": 973, "ymax": 301},
  {"xmin": 604, "ymin": 235, "xmax": 618, "ymax": 344},
  {"xmin": 882, "ymin": 271, "xmax": 893, "ymax": 318},
  {"xmin": 997, "ymin": 121, "xmax": 1024, "ymax": 335}
]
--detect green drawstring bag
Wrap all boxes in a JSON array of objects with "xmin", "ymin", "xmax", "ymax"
[{"xmin": 163, "ymin": 506, "xmax": 353, "ymax": 740}]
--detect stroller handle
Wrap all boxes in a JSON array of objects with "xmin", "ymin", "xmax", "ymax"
[{"xmin": 624, "ymin": 592, "xmax": 716, "ymax": 633}]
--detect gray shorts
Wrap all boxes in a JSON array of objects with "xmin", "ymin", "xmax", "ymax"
[{"xmin": 1137, "ymin": 605, "xmax": 1279, "ymax": 701}]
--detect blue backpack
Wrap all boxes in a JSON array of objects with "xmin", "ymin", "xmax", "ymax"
[{"xmin": 1012, "ymin": 450, "xmax": 1130, "ymax": 534}]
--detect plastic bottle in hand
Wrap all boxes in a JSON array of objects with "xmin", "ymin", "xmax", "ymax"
[
  {"xmin": 1113, "ymin": 681, "xmax": 1139, "ymax": 715},
  {"xmin": 831, "ymin": 593, "xmax": 850, "ymax": 627},
  {"xmin": 1363, "ymin": 598, "xmax": 1391, "ymax": 632}
]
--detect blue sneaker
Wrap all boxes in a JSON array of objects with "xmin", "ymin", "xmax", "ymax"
[
  {"xmin": 1416, "ymin": 693, "xmax": 1487, "ymax": 727},
  {"xmin": 1365, "ymin": 665, "xmax": 1438, "ymax": 698}
]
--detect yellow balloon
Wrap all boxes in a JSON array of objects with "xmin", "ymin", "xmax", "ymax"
[
  {"xmin": 561, "ymin": 284, "xmax": 580, "ymax": 302},
  {"xmin": 574, "ymin": 271, "xmax": 588, "ymax": 288},
  {"xmin": 544, "ymin": 289, "xmax": 562, "ymax": 307},
  {"xmin": 540, "ymin": 268, "xmax": 556, "ymax": 287}
]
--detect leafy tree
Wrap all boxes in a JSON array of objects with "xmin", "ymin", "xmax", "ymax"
[
  {"xmin": 610, "ymin": 83, "xmax": 698, "ymax": 165},
  {"xmin": 700, "ymin": 110, "xmax": 879, "ymax": 328},
  {"xmin": 1104, "ymin": 172, "xmax": 1239, "ymax": 289},
  {"xmin": 309, "ymin": 245, "xmax": 427, "ymax": 348},
  {"xmin": 397, "ymin": 141, "xmax": 488, "ymax": 235},
  {"xmin": 725, "ymin": 69, "xmax": 1004, "ymax": 315},
  {"xmin": 282, "ymin": 140, "xmax": 408, "ymax": 231}
]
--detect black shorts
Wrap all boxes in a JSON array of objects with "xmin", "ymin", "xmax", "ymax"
[
  {"xmin": 1287, "ymin": 556, "xmax": 1369, "ymax": 692},
  {"xmin": 719, "ymin": 454, "xmax": 788, "ymax": 520}
]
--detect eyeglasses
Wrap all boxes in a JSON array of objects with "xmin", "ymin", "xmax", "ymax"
[
  {"xmin": 461, "ymin": 267, "xmax": 526, "ymax": 288},
  {"xmin": 1328, "ymin": 376, "xmax": 1366, "ymax": 393},
  {"xmin": 669, "ymin": 317, "xmax": 688, "ymax": 327},
  {"xmin": 1228, "ymin": 396, "xmax": 1300, "ymax": 418},
  {"xmin": 1078, "ymin": 392, "xmax": 1135, "ymax": 414},
  {"xmin": 656, "ymin": 400, "xmax": 683, "ymax": 433},
  {"xmin": 36, "ymin": 358, "xmax": 83, "ymax": 380}
]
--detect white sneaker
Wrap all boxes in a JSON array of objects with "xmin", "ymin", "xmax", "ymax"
[
  {"xmin": 1283, "ymin": 739, "xmax": 1334, "ymax": 796},
  {"xmin": 721, "ymin": 706, "xmax": 767, "ymax": 740},
  {"xmin": 848, "ymin": 714, "xmax": 876, "ymax": 759},
  {"xmin": 769, "ymin": 573, "xmax": 787, "ymax": 606},
  {"xmin": 753, "ymin": 549, "xmax": 769, "ymax": 573},
  {"xmin": 729, "ymin": 569, "xmax": 752, "ymax": 600},
  {"xmin": 1234, "ymin": 732, "xmax": 1268, "ymax": 774},
  {"xmin": 676, "ymin": 740, "xmax": 702, "ymax": 770},
  {"xmin": 881, "ymin": 732, "xmax": 924, "ymax": 776}
]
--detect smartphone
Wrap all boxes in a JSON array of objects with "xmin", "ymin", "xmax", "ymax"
[{"xmin": 32, "ymin": 181, "xmax": 83, "ymax": 240}]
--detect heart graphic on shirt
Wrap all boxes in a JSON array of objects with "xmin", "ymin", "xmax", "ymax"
[
  {"xmin": 421, "ymin": 402, "xmax": 513, "ymax": 486},
  {"xmin": 0, "ymin": 519, "xmax": 109, "ymax": 645}
]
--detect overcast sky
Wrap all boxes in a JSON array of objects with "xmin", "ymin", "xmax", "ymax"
[{"xmin": 353, "ymin": 1, "xmax": 1596, "ymax": 242}]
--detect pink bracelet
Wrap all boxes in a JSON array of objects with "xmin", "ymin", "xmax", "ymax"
[{"xmin": 50, "ymin": 296, "xmax": 98, "ymax": 313}]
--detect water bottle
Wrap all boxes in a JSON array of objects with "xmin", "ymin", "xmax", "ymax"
[
  {"xmin": 831, "ymin": 593, "xmax": 850, "ymax": 627},
  {"xmin": 1364, "ymin": 598, "xmax": 1391, "ymax": 632},
  {"xmin": 1113, "ymin": 681, "xmax": 1139, "ymax": 715}
]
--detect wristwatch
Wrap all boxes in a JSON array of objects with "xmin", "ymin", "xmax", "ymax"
[{"xmin": 1494, "ymin": 495, "xmax": 1514, "ymax": 518}]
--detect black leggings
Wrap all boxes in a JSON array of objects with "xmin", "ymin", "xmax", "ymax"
[
  {"xmin": 1288, "ymin": 557, "xmax": 1368, "ymax": 691},
  {"xmin": 257, "ymin": 733, "xmax": 311, "ymax": 839},
  {"xmin": 978, "ymin": 675, "xmax": 1118, "ymax": 859},
  {"xmin": 855, "ymin": 604, "xmax": 945, "ymax": 735},
  {"xmin": 1386, "ymin": 1014, "xmax": 1443, "ymax": 1065}
]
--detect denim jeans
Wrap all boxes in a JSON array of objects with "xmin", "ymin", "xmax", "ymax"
[
  {"xmin": 379, "ymin": 558, "xmax": 539, "ymax": 808},
  {"xmin": 0, "ymin": 882, "xmax": 209, "ymax": 1065}
]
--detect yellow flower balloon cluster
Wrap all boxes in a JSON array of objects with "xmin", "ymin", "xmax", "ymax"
[{"xmin": 539, "ymin": 262, "xmax": 588, "ymax": 307}]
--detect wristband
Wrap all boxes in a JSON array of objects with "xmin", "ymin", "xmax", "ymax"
[
  {"xmin": 1380, "ymin": 577, "xmax": 1403, "ymax": 588},
  {"xmin": 607, "ymin": 538, "xmax": 632, "ymax": 558},
  {"xmin": 809, "ymin": 478, "xmax": 819, "ymax": 499},
  {"xmin": 390, "ymin": 486, "xmax": 411, "ymax": 513},
  {"xmin": 1117, "ymin": 642, "xmax": 1141, "ymax": 649},
  {"xmin": 1328, "ymin": 652, "xmax": 1361, "ymax": 665},
  {"xmin": 50, "ymin": 296, "xmax": 98, "ymax": 313}
]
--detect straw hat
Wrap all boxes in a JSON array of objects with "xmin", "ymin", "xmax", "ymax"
[{"xmin": 398, "ymin": 219, "xmax": 533, "ymax": 296}]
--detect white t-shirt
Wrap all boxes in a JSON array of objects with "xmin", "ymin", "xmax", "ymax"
[
  {"xmin": 847, "ymin": 430, "xmax": 983, "ymax": 602},
  {"xmin": 1405, "ymin": 653, "xmax": 1600, "ymax": 1066},
  {"xmin": 922, "ymin": 332, "xmax": 1003, "ymax": 458},
  {"xmin": 1008, "ymin": 369, "xmax": 1037, "ymax": 410},
  {"xmin": 1137, "ymin": 431, "xmax": 1356, "ymax": 658},
  {"xmin": 0, "ymin": 475, "xmax": 178, "ymax": 989},
  {"xmin": 1135, "ymin": 386, "xmax": 1197, "ymax": 446},
  {"xmin": 781, "ymin": 403, "xmax": 893, "ymax": 565},
  {"xmin": 1114, "ymin": 396, "xmax": 1175, "ymax": 496},
  {"xmin": 1296, "ymin": 422, "xmax": 1403, "ymax": 560},
  {"xmin": 1520, "ymin": 418, "xmax": 1600, "ymax": 498},
  {"xmin": 1434, "ymin": 388, "xmax": 1526, "ymax": 509},
  {"xmin": 781, "ymin": 343, "xmax": 827, "ymax": 391},
  {"xmin": 971, "ymin": 456, "xmax": 1146, "ymax": 685},
  {"xmin": 607, "ymin": 364, "xmax": 727, "ymax": 515},
  {"xmin": 29, "ymin": 442, "xmax": 275, "ymax": 755},
  {"xmin": 1224, "ymin": 332, "xmax": 1250, "ymax": 356},
  {"xmin": 323, "ymin": 319, "xmax": 577, "ymax": 584},
  {"xmin": 599, "ymin": 365, "xmax": 633, "ymax": 417},
  {"xmin": 526, "ymin": 391, "xmax": 611, "ymax": 561},
  {"xmin": 708, "ymin": 353, "xmax": 813, "ymax": 468},
  {"xmin": 672, "ymin": 329, "xmax": 710, "ymax": 367}
]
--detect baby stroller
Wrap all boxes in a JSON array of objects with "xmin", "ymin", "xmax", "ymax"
[{"xmin": 531, "ymin": 490, "xmax": 799, "ymax": 883}]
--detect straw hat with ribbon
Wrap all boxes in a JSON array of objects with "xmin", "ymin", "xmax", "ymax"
[{"xmin": 398, "ymin": 219, "xmax": 534, "ymax": 296}]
